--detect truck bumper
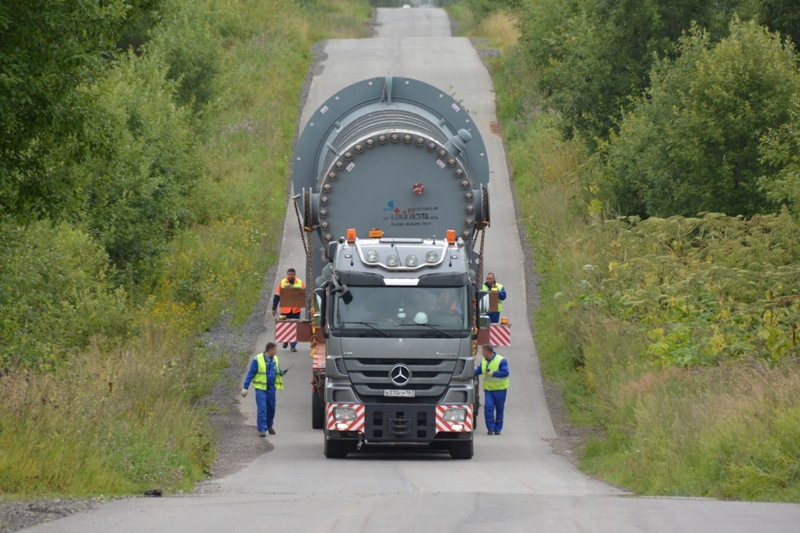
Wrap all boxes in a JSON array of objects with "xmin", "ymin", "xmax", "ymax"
[{"xmin": 326, "ymin": 403, "xmax": 472, "ymax": 443}]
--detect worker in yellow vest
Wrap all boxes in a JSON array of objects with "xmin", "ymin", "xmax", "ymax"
[
  {"xmin": 241, "ymin": 342, "xmax": 287, "ymax": 436},
  {"xmin": 474, "ymin": 343, "xmax": 510, "ymax": 435},
  {"xmin": 272, "ymin": 268, "xmax": 305, "ymax": 352}
]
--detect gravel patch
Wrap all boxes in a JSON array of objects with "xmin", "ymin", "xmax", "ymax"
[
  {"xmin": 195, "ymin": 267, "xmax": 278, "ymax": 485},
  {"xmin": 0, "ymin": 499, "xmax": 100, "ymax": 532}
]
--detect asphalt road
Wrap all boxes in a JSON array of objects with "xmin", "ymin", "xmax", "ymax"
[{"xmin": 24, "ymin": 7, "xmax": 800, "ymax": 532}]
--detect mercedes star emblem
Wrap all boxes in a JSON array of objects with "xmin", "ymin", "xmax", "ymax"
[{"xmin": 389, "ymin": 364, "xmax": 411, "ymax": 386}]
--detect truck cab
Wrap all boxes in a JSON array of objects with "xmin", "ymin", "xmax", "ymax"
[{"xmin": 318, "ymin": 231, "xmax": 476, "ymax": 458}]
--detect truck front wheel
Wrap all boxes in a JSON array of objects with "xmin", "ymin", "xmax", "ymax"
[
  {"xmin": 449, "ymin": 439, "xmax": 474, "ymax": 459},
  {"xmin": 324, "ymin": 434, "xmax": 351, "ymax": 459},
  {"xmin": 312, "ymin": 392, "xmax": 324, "ymax": 429}
]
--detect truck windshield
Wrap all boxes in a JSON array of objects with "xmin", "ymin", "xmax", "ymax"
[{"xmin": 332, "ymin": 286, "xmax": 468, "ymax": 333}]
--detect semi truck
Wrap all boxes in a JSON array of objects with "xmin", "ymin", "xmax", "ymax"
[{"xmin": 291, "ymin": 76, "xmax": 490, "ymax": 458}]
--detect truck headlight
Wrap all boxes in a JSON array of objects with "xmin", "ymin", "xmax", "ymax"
[
  {"xmin": 333, "ymin": 407, "xmax": 357, "ymax": 421},
  {"xmin": 443, "ymin": 408, "xmax": 467, "ymax": 422}
]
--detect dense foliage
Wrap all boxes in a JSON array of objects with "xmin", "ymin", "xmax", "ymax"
[
  {"xmin": 516, "ymin": 0, "xmax": 744, "ymax": 146},
  {"xmin": 0, "ymin": 222, "xmax": 130, "ymax": 368},
  {"xmin": 476, "ymin": 0, "xmax": 800, "ymax": 500},
  {"xmin": 509, "ymin": 0, "xmax": 800, "ymax": 219},
  {"xmin": 0, "ymin": 0, "xmax": 372, "ymax": 496},
  {"xmin": 0, "ymin": 0, "xmax": 204, "ymax": 366},
  {"xmin": 602, "ymin": 19, "xmax": 800, "ymax": 217},
  {"xmin": 0, "ymin": 0, "xmax": 166, "ymax": 221}
]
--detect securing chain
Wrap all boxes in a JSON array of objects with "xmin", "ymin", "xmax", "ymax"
[
  {"xmin": 477, "ymin": 184, "xmax": 489, "ymax": 283},
  {"xmin": 304, "ymin": 190, "xmax": 314, "ymax": 313},
  {"xmin": 292, "ymin": 191, "xmax": 315, "ymax": 315}
]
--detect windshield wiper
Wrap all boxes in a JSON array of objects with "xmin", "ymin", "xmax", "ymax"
[
  {"xmin": 397, "ymin": 322, "xmax": 453, "ymax": 338},
  {"xmin": 338, "ymin": 321, "xmax": 391, "ymax": 337}
]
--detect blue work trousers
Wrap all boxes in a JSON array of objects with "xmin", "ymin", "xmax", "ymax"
[
  {"xmin": 255, "ymin": 387, "xmax": 277, "ymax": 431},
  {"xmin": 484, "ymin": 389, "xmax": 507, "ymax": 433},
  {"xmin": 285, "ymin": 311, "xmax": 300, "ymax": 348}
]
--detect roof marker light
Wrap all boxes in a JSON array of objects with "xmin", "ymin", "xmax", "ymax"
[
  {"xmin": 446, "ymin": 230, "xmax": 456, "ymax": 244},
  {"xmin": 347, "ymin": 228, "xmax": 356, "ymax": 243}
]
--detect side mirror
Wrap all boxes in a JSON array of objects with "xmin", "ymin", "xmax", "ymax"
[
  {"xmin": 314, "ymin": 287, "xmax": 328, "ymax": 338},
  {"xmin": 476, "ymin": 289, "xmax": 488, "ymax": 318},
  {"xmin": 341, "ymin": 286, "xmax": 352, "ymax": 305},
  {"xmin": 332, "ymin": 278, "xmax": 352, "ymax": 305}
]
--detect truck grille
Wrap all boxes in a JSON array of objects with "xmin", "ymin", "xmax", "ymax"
[
  {"xmin": 344, "ymin": 358, "xmax": 457, "ymax": 404},
  {"xmin": 364, "ymin": 404, "xmax": 435, "ymax": 441}
]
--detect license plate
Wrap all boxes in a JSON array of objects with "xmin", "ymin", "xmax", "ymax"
[{"xmin": 384, "ymin": 389, "xmax": 415, "ymax": 397}]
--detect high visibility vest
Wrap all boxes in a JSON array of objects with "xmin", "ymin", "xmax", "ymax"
[
  {"xmin": 277, "ymin": 277, "xmax": 305, "ymax": 314},
  {"xmin": 253, "ymin": 353, "xmax": 284, "ymax": 390},
  {"xmin": 481, "ymin": 354, "xmax": 509, "ymax": 391},
  {"xmin": 482, "ymin": 282, "xmax": 504, "ymax": 313}
]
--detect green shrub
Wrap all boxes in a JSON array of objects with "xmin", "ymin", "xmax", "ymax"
[
  {"xmin": 601, "ymin": 18, "xmax": 800, "ymax": 217},
  {"xmin": 0, "ymin": 221, "xmax": 130, "ymax": 369},
  {"xmin": 148, "ymin": 1, "xmax": 221, "ymax": 113},
  {"xmin": 515, "ymin": 0, "xmax": 731, "ymax": 146},
  {"xmin": 760, "ymin": 95, "xmax": 800, "ymax": 214},
  {"xmin": 78, "ymin": 51, "xmax": 202, "ymax": 288},
  {"xmin": 0, "ymin": 0, "xmax": 127, "ymax": 220}
]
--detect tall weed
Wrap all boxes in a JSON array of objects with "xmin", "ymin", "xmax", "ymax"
[
  {"xmin": 584, "ymin": 363, "xmax": 800, "ymax": 501},
  {"xmin": 0, "ymin": 337, "xmax": 217, "ymax": 495}
]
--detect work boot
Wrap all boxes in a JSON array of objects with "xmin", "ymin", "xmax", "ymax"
[
  {"xmin": 282, "ymin": 342, "xmax": 288, "ymax": 349},
  {"xmin": 268, "ymin": 427, "xmax": 276, "ymax": 435}
]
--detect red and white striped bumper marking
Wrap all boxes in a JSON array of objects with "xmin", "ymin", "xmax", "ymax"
[
  {"xmin": 490, "ymin": 324, "xmax": 511, "ymax": 346},
  {"xmin": 326, "ymin": 403, "xmax": 365, "ymax": 432},
  {"xmin": 275, "ymin": 320, "xmax": 297, "ymax": 343},
  {"xmin": 435, "ymin": 404, "xmax": 473, "ymax": 433}
]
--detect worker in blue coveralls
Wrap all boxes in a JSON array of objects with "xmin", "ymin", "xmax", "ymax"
[
  {"xmin": 241, "ymin": 342, "xmax": 286, "ymax": 436},
  {"xmin": 474, "ymin": 343, "xmax": 510, "ymax": 435}
]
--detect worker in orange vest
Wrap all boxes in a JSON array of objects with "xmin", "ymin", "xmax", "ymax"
[{"xmin": 272, "ymin": 268, "xmax": 305, "ymax": 352}]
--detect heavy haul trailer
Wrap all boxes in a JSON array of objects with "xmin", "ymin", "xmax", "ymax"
[{"xmin": 291, "ymin": 76, "xmax": 491, "ymax": 459}]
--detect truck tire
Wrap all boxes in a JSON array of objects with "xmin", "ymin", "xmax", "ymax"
[
  {"xmin": 312, "ymin": 392, "xmax": 324, "ymax": 430},
  {"xmin": 449, "ymin": 439, "xmax": 474, "ymax": 459},
  {"xmin": 324, "ymin": 435, "xmax": 351, "ymax": 459}
]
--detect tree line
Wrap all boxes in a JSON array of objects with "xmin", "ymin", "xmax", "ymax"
[{"xmin": 490, "ymin": 0, "xmax": 800, "ymax": 218}]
